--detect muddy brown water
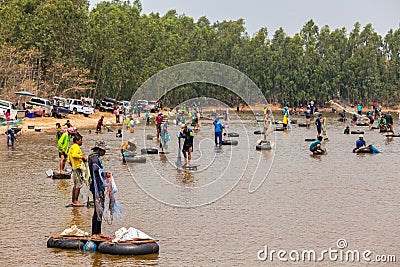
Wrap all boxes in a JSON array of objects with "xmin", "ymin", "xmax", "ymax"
[{"xmin": 0, "ymin": 112, "xmax": 399, "ymax": 266}]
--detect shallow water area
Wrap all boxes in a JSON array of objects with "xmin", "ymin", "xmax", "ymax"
[{"xmin": 0, "ymin": 111, "xmax": 399, "ymax": 266}]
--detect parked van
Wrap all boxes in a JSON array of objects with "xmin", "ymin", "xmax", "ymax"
[{"xmin": 0, "ymin": 99, "xmax": 18, "ymax": 120}]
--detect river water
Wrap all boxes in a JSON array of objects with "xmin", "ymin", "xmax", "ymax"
[{"xmin": 0, "ymin": 111, "xmax": 399, "ymax": 266}]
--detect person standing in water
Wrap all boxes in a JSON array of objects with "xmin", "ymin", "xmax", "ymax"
[
  {"xmin": 179, "ymin": 124, "xmax": 194, "ymax": 166},
  {"xmin": 213, "ymin": 116, "xmax": 224, "ymax": 147},
  {"xmin": 160, "ymin": 123, "xmax": 169, "ymax": 153},
  {"xmin": 96, "ymin": 116, "xmax": 104, "ymax": 133},
  {"xmin": 58, "ymin": 127, "xmax": 75, "ymax": 174},
  {"xmin": 315, "ymin": 114, "xmax": 323, "ymax": 137},
  {"xmin": 88, "ymin": 141, "xmax": 108, "ymax": 236},
  {"xmin": 68, "ymin": 134, "xmax": 87, "ymax": 207},
  {"xmin": 282, "ymin": 106, "xmax": 290, "ymax": 130},
  {"xmin": 5, "ymin": 125, "xmax": 15, "ymax": 146}
]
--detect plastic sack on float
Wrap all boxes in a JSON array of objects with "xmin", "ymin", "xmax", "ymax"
[{"xmin": 112, "ymin": 227, "xmax": 153, "ymax": 242}]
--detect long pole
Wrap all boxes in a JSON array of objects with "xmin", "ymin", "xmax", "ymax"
[{"xmin": 176, "ymin": 136, "xmax": 182, "ymax": 170}]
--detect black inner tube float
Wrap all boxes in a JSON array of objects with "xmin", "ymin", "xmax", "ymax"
[
  {"xmin": 124, "ymin": 156, "xmax": 147, "ymax": 163},
  {"xmin": 141, "ymin": 148, "xmax": 158, "ymax": 154},
  {"xmin": 97, "ymin": 241, "xmax": 159, "ymax": 255},
  {"xmin": 353, "ymin": 147, "xmax": 372, "ymax": 153},
  {"xmin": 350, "ymin": 130, "xmax": 364, "ymax": 134},
  {"xmin": 256, "ymin": 144, "xmax": 271, "ymax": 150},
  {"xmin": 227, "ymin": 132, "xmax": 239, "ymax": 137},
  {"xmin": 52, "ymin": 173, "xmax": 72, "ymax": 179},
  {"xmin": 47, "ymin": 237, "xmax": 85, "ymax": 250},
  {"xmin": 221, "ymin": 140, "xmax": 238, "ymax": 146}
]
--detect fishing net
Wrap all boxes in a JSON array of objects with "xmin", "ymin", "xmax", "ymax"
[{"xmin": 93, "ymin": 166, "xmax": 122, "ymax": 225}]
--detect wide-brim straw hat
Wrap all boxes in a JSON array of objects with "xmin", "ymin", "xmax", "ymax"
[{"xmin": 92, "ymin": 140, "xmax": 108, "ymax": 151}]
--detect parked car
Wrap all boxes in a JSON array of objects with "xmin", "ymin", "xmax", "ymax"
[
  {"xmin": 27, "ymin": 97, "xmax": 54, "ymax": 117},
  {"xmin": 0, "ymin": 99, "xmax": 18, "ymax": 120},
  {"xmin": 67, "ymin": 98, "xmax": 94, "ymax": 116},
  {"xmin": 136, "ymin": 100, "xmax": 148, "ymax": 110},
  {"xmin": 99, "ymin": 98, "xmax": 118, "ymax": 113}
]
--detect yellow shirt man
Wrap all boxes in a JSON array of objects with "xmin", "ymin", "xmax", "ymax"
[{"xmin": 68, "ymin": 143, "xmax": 83, "ymax": 169}]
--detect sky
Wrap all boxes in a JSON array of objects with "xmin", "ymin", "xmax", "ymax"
[{"xmin": 89, "ymin": 0, "xmax": 400, "ymax": 37}]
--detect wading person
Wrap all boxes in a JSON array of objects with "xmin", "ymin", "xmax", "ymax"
[
  {"xmin": 58, "ymin": 127, "xmax": 75, "ymax": 174},
  {"xmin": 368, "ymin": 112, "xmax": 375, "ymax": 130},
  {"xmin": 5, "ymin": 125, "xmax": 16, "ymax": 146},
  {"xmin": 160, "ymin": 123, "xmax": 169, "ymax": 153},
  {"xmin": 68, "ymin": 134, "xmax": 87, "ymax": 207},
  {"xmin": 88, "ymin": 141, "xmax": 108, "ymax": 235},
  {"xmin": 96, "ymin": 116, "xmax": 104, "ymax": 133},
  {"xmin": 315, "ymin": 114, "xmax": 323, "ymax": 137},
  {"xmin": 155, "ymin": 112, "xmax": 163, "ymax": 139},
  {"xmin": 282, "ymin": 106, "xmax": 290, "ymax": 130},
  {"xmin": 179, "ymin": 124, "xmax": 194, "ymax": 167},
  {"xmin": 114, "ymin": 107, "xmax": 120, "ymax": 123},
  {"xmin": 305, "ymin": 106, "xmax": 311, "ymax": 127},
  {"xmin": 213, "ymin": 116, "xmax": 224, "ymax": 147},
  {"xmin": 309, "ymin": 135, "xmax": 324, "ymax": 154},
  {"xmin": 353, "ymin": 134, "xmax": 366, "ymax": 153}
]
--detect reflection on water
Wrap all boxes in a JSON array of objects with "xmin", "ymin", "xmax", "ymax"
[{"xmin": 0, "ymin": 112, "xmax": 399, "ymax": 266}]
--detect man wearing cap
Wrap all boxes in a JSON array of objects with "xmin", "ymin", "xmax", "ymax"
[
  {"xmin": 354, "ymin": 134, "xmax": 366, "ymax": 153},
  {"xmin": 68, "ymin": 134, "xmax": 87, "ymax": 207},
  {"xmin": 88, "ymin": 141, "xmax": 108, "ymax": 235},
  {"xmin": 155, "ymin": 112, "xmax": 163, "ymax": 139},
  {"xmin": 179, "ymin": 124, "xmax": 194, "ymax": 166},
  {"xmin": 57, "ymin": 127, "xmax": 75, "ymax": 174}
]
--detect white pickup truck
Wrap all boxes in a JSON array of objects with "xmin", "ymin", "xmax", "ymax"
[
  {"xmin": 67, "ymin": 98, "xmax": 94, "ymax": 116},
  {"xmin": 0, "ymin": 99, "xmax": 18, "ymax": 120}
]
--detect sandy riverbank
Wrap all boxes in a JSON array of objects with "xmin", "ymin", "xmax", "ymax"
[
  {"xmin": 3, "ymin": 103, "xmax": 398, "ymax": 136},
  {"xmin": 2, "ymin": 110, "xmax": 117, "ymax": 134}
]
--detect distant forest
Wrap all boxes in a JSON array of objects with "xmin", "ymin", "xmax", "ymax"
[{"xmin": 0, "ymin": 0, "xmax": 399, "ymax": 107}]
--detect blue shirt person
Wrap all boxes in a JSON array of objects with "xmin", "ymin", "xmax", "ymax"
[
  {"xmin": 315, "ymin": 114, "xmax": 323, "ymax": 136},
  {"xmin": 357, "ymin": 104, "xmax": 362, "ymax": 115},
  {"xmin": 355, "ymin": 135, "xmax": 366, "ymax": 148},
  {"xmin": 213, "ymin": 117, "xmax": 224, "ymax": 146}
]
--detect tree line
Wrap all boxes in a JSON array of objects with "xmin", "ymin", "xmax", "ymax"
[{"xmin": 0, "ymin": 0, "xmax": 399, "ymax": 107}]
